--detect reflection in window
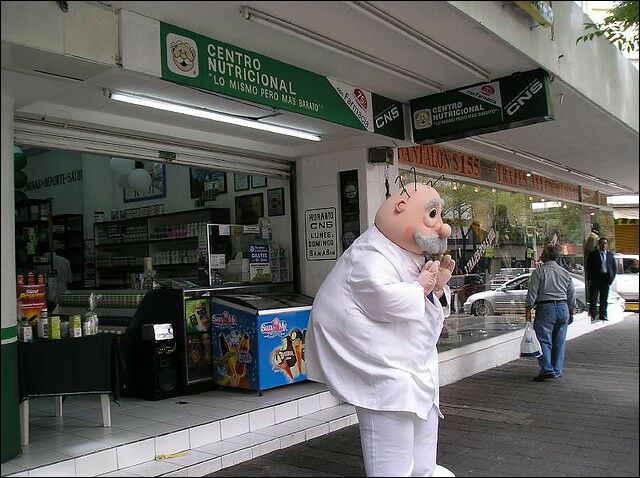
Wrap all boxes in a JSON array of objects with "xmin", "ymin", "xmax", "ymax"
[{"xmin": 399, "ymin": 169, "xmax": 614, "ymax": 352}]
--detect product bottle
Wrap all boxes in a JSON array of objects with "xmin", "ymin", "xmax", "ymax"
[{"xmin": 38, "ymin": 309, "xmax": 49, "ymax": 339}]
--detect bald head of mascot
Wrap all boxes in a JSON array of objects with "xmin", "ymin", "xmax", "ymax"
[{"xmin": 375, "ymin": 183, "xmax": 452, "ymax": 256}]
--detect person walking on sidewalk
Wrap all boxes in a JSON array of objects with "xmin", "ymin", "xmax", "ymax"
[
  {"xmin": 306, "ymin": 182, "xmax": 455, "ymax": 477},
  {"xmin": 525, "ymin": 244, "xmax": 576, "ymax": 381},
  {"xmin": 586, "ymin": 237, "xmax": 617, "ymax": 321}
]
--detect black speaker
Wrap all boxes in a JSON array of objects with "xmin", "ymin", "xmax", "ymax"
[
  {"xmin": 138, "ymin": 325, "xmax": 180, "ymax": 401},
  {"xmin": 367, "ymin": 146, "xmax": 394, "ymax": 164}
]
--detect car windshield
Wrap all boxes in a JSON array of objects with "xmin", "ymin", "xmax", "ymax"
[
  {"xmin": 449, "ymin": 277, "xmax": 463, "ymax": 287},
  {"xmin": 623, "ymin": 258, "xmax": 639, "ymax": 273},
  {"xmin": 503, "ymin": 275, "xmax": 530, "ymax": 288}
]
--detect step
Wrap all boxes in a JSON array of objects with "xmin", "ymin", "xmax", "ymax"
[
  {"xmin": 3, "ymin": 392, "xmax": 357, "ymax": 477},
  {"xmin": 103, "ymin": 404, "xmax": 357, "ymax": 477}
]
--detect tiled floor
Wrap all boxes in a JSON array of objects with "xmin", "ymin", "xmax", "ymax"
[{"xmin": 1, "ymin": 381, "xmax": 344, "ymax": 477}]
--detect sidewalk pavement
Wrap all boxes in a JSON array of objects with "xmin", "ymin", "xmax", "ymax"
[{"xmin": 209, "ymin": 315, "xmax": 639, "ymax": 477}]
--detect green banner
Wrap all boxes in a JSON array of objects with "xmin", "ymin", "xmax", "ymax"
[
  {"xmin": 160, "ymin": 22, "xmax": 405, "ymax": 140},
  {"xmin": 410, "ymin": 68, "xmax": 553, "ymax": 144}
]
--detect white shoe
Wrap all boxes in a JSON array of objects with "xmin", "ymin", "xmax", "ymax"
[{"xmin": 431, "ymin": 464, "xmax": 455, "ymax": 477}]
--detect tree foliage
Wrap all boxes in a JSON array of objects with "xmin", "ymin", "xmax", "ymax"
[{"xmin": 577, "ymin": 1, "xmax": 639, "ymax": 53}]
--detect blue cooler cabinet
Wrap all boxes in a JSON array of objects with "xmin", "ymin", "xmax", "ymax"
[{"xmin": 211, "ymin": 294, "xmax": 313, "ymax": 392}]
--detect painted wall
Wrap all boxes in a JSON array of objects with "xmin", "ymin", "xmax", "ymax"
[
  {"xmin": 22, "ymin": 150, "xmax": 83, "ymax": 215},
  {"xmin": 296, "ymin": 147, "xmax": 373, "ymax": 295}
]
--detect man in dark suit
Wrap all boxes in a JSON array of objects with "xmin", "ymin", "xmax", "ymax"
[{"xmin": 586, "ymin": 237, "xmax": 617, "ymax": 321}]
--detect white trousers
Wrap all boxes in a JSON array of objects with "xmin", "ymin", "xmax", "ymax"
[{"xmin": 355, "ymin": 405, "xmax": 440, "ymax": 477}]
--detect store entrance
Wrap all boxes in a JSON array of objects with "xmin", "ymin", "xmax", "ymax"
[{"xmin": 14, "ymin": 146, "xmax": 295, "ymax": 331}]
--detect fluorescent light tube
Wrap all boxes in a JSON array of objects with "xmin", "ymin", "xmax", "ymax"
[
  {"xmin": 109, "ymin": 91, "xmax": 321, "ymax": 142},
  {"xmin": 241, "ymin": 6, "xmax": 443, "ymax": 91}
]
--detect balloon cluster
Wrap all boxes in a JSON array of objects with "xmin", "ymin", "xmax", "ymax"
[
  {"xmin": 14, "ymin": 145, "xmax": 28, "ymax": 203},
  {"xmin": 110, "ymin": 158, "xmax": 152, "ymax": 193}
]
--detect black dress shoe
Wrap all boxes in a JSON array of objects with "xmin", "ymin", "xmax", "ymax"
[{"xmin": 533, "ymin": 374, "xmax": 557, "ymax": 382}]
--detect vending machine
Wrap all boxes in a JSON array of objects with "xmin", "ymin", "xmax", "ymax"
[
  {"xmin": 182, "ymin": 289, "xmax": 214, "ymax": 390},
  {"xmin": 210, "ymin": 293, "xmax": 313, "ymax": 393}
]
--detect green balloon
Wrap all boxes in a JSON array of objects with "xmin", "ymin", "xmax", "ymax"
[
  {"xmin": 14, "ymin": 170, "xmax": 28, "ymax": 189},
  {"xmin": 14, "ymin": 152, "xmax": 27, "ymax": 171},
  {"xmin": 15, "ymin": 190, "xmax": 28, "ymax": 203}
]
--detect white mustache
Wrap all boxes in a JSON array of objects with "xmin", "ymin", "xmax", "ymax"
[{"xmin": 414, "ymin": 231, "xmax": 447, "ymax": 254}]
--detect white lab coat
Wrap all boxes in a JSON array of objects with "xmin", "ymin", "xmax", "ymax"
[{"xmin": 305, "ymin": 225, "xmax": 450, "ymax": 421}]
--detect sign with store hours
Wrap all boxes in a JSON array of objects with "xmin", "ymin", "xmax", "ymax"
[{"xmin": 305, "ymin": 207, "xmax": 337, "ymax": 261}]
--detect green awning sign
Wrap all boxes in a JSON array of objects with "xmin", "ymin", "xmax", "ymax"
[
  {"xmin": 161, "ymin": 22, "xmax": 405, "ymax": 140},
  {"xmin": 410, "ymin": 68, "xmax": 553, "ymax": 144}
]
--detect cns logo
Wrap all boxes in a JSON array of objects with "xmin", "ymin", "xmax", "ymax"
[
  {"xmin": 375, "ymin": 105, "xmax": 400, "ymax": 129},
  {"xmin": 413, "ymin": 108, "xmax": 433, "ymax": 130},
  {"xmin": 506, "ymin": 79, "xmax": 543, "ymax": 117},
  {"xmin": 166, "ymin": 33, "xmax": 199, "ymax": 77}
]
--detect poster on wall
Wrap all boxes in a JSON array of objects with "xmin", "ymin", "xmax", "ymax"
[
  {"xmin": 123, "ymin": 163, "xmax": 167, "ymax": 203},
  {"xmin": 267, "ymin": 188, "xmax": 285, "ymax": 217},
  {"xmin": 339, "ymin": 170, "xmax": 361, "ymax": 251},
  {"xmin": 189, "ymin": 168, "xmax": 227, "ymax": 198},
  {"xmin": 305, "ymin": 207, "xmax": 337, "ymax": 261},
  {"xmin": 235, "ymin": 193, "xmax": 264, "ymax": 225}
]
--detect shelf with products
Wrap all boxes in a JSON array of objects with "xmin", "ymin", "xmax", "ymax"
[
  {"xmin": 58, "ymin": 288, "xmax": 148, "ymax": 333},
  {"xmin": 15, "ymin": 199, "xmax": 53, "ymax": 277},
  {"xmin": 95, "ymin": 240, "xmax": 150, "ymax": 247},
  {"xmin": 52, "ymin": 214, "xmax": 85, "ymax": 288},
  {"xmin": 94, "ymin": 207, "xmax": 229, "ymax": 287},
  {"xmin": 148, "ymin": 236, "xmax": 199, "ymax": 243}
]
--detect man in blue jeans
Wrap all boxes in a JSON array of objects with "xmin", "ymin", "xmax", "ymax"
[{"xmin": 524, "ymin": 244, "xmax": 576, "ymax": 382}]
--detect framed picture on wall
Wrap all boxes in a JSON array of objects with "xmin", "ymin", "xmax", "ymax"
[
  {"xmin": 235, "ymin": 193, "xmax": 264, "ymax": 225},
  {"xmin": 267, "ymin": 188, "xmax": 285, "ymax": 216},
  {"xmin": 234, "ymin": 174, "xmax": 250, "ymax": 191},
  {"xmin": 123, "ymin": 163, "xmax": 167, "ymax": 203},
  {"xmin": 251, "ymin": 175, "xmax": 267, "ymax": 188},
  {"xmin": 189, "ymin": 168, "xmax": 227, "ymax": 198}
]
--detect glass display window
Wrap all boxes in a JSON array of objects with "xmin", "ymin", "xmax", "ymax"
[{"xmin": 400, "ymin": 169, "xmax": 610, "ymax": 352}]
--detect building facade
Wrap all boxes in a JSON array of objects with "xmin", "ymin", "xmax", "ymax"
[{"xmin": 2, "ymin": 0, "xmax": 638, "ymax": 465}]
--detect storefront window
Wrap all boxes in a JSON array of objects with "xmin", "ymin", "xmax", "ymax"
[
  {"xmin": 15, "ymin": 148, "xmax": 294, "ymax": 292},
  {"xmin": 400, "ymin": 169, "xmax": 605, "ymax": 352}
]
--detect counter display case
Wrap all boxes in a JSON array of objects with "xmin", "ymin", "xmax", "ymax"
[{"xmin": 57, "ymin": 289, "xmax": 148, "ymax": 334}]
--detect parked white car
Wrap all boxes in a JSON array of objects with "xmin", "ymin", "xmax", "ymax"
[
  {"xmin": 612, "ymin": 254, "xmax": 639, "ymax": 312},
  {"xmin": 463, "ymin": 272, "xmax": 625, "ymax": 316}
]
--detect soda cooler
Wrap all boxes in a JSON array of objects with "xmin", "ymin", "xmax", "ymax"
[{"xmin": 211, "ymin": 293, "xmax": 313, "ymax": 393}]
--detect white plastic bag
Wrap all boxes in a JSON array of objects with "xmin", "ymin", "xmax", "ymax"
[{"xmin": 520, "ymin": 322, "xmax": 542, "ymax": 358}]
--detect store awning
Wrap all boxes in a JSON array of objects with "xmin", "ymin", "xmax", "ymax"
[
  {"xmin": 614, "ymin": 208, "xmax": 639, "ymax": 220},
  {"xmin": 13, "ymin": 117, "xmax": 292, "ymax": 179}
]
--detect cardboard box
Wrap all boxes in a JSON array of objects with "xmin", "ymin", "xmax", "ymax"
[
  {"xmin": 49, "ymin": 316, "xmax": 61, "ymax": 339},
  {"xmin": 70, "ymin": 315, "xmax": 82, "ymax": 338}
]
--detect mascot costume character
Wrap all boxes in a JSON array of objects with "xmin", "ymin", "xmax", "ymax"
[{"xmin": 306, "ymin": 178, "xmax": 456, "ymax": 477}]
